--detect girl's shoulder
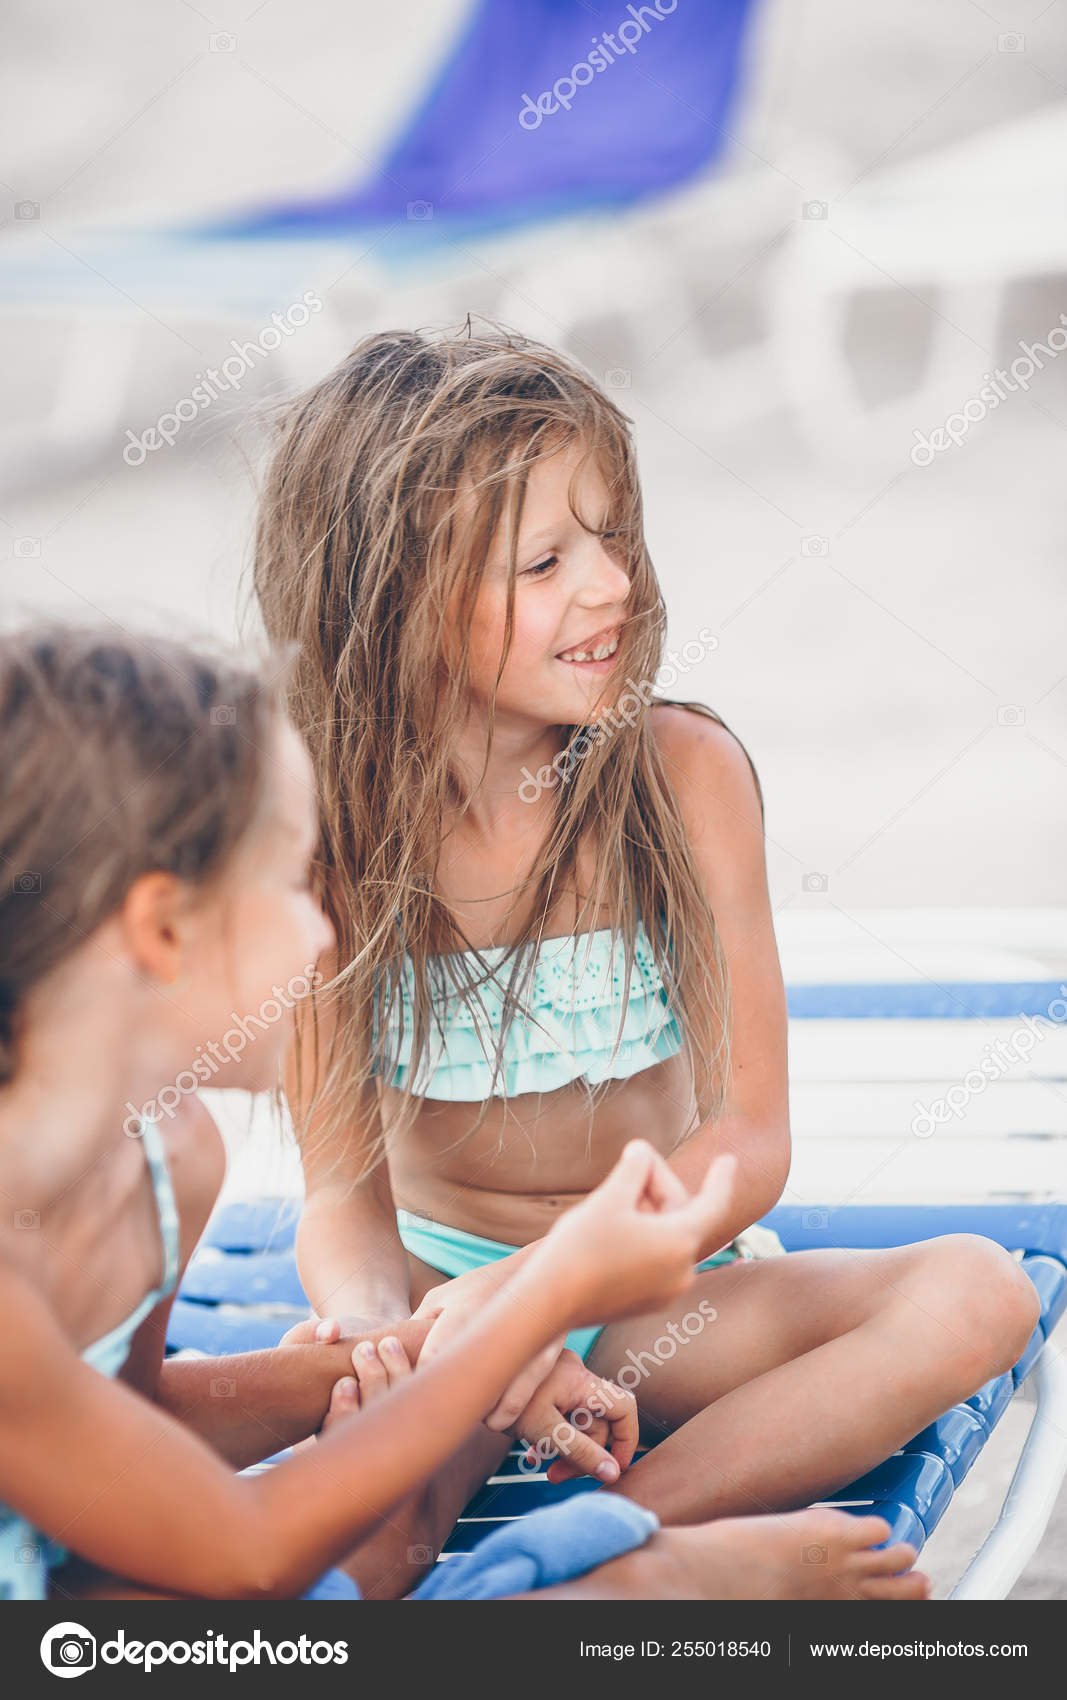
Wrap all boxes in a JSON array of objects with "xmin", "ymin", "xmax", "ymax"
[
  {"xmin": 648, "ymin": 699, "xmax": 765, "ymax": 827},
  {"xmin": 155, "ymin": 1094, "xmax": 227, "ymax": 1241}
]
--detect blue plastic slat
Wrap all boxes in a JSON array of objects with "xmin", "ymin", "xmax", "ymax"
[
  {"xmin": 762, "ymin": 1203, "xmax": 1067, "ymax": 1264},
  {"xmin": 1011, "ymin": 1323, "xmax": 1046, "ymax": 1385},
  {"xmin": 461, "ymin": 1473, "xmax": 597, "ymax": 1522},
  {"xmin": 166, "ymin": 1298, "xmax": 303, "ymax": 1355},
  {"xmin": 866, "ymin": 1501, "xmax": 927, "ymax": 1552},
  {"xmin": 902, "ymin": 1407, "xmax": 987, "ymax": 1487},
  {"xmin": 180, "ymin": 1251, "xmax": 308, "ymax": 1308},
  {"xmin": 1021, "ymin": 1254, "xmax": 1067, "ymax": 1336},
  {"xmin": 202, "ymin": 1198, "xmax": 299, "ymax": 1253},
  {"xmin": 825, "ymin": 1453, "xmax": 953, "ymax": 1539},
  {"xmin": 964, "ymin": 1373, "xmax": 1015, "ymax": 1432},
  {"xmin": 441, "ymin": 1517, "xmax": 502, "ymax": 1555},
  {"xmin": 200, "ymin": 1199, "xmax": 1067, "ymax": 1264},
  {"xmin": 786, "ymin": 981, "xmax": 1066, "ymax": 1019}
]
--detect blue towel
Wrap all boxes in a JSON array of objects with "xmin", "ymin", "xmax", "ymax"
[
  {"xmin": 409, "ymin": 1493, "xmax": 659, "ymax": 1600},
  {"xmin": 301, "ymin": 1492, "xmax": 658, "ymax": 1601}
]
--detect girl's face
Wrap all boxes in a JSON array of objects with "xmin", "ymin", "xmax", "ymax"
[
  {"xmin": 178, "ymin": 718, "xmax": 335, "ymax": 1093},
  {"xmin": 465, "ymin": 441, "xmax": 633, "ymax": 729}
]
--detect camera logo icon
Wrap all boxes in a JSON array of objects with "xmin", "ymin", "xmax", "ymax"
[
  {"xmin": 14, "ymin": 537, "xmax": 41, "ymax": 558},
  {"xmin": 209, "ymin": 31, "xmax": 237, "ymax": 51},
  {"xmin": 406, "ymin": 200, "xmax": 434, "ymax": 221},
  {"xmin": 995, "ymin": 31, "xmax": 1024, "ymax": 51},
  {"xmin": 801, "ymin": 535, "xmax": 829, "ymax": 557},
  {"xmin": 14, "ymin": 200, "xmax": 40, "ymax": 220},
  {"xmin": 802, "ymin": 872, "xmax": 828, "ymax": 894},
  {"xmin": 996, "ymin": 704, "xmax": 1025, "ymax": 727},
  {"xmin": 802, "ymin": 200, "xmax": 828, "ymax": 220},
  {"xmin": 40, "ymin": 1622, "xmax": 96, "ymax": 1677},
  {"xmin": 209, "ymin": 705, "xmax": 236, "ymax": 726},
  {"xmin": 13, "ymin": 870, "xmax": 42, "ymax": 894}
]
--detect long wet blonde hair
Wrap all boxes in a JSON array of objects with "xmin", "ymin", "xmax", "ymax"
[{"xmin": 253, "ymin": 319, "xmax": 764, "ymax": 1177}]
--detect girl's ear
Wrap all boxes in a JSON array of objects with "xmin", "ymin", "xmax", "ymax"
[{"xmin": 119, "ymin": 871, "xmax": 188, "ymax": 987}]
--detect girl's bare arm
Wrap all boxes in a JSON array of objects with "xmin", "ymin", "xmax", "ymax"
[
  {"xmin": 650, "ymin": 709, "xmax": 791, "ymax": 1246},
  {"xmin": 0, "ymin": 1252, "xmax": 570, "ymax": 1600},
  {"xmin": 287, "ymin": 967, "xmax": 412, "ymax": 1326}
]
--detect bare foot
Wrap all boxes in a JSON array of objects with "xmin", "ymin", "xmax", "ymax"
[{"xmin": 648, "ymin": 1509, "xmax": 930, "ymax": 1601}]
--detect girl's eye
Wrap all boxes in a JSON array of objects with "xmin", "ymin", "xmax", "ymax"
[{"xmin": 523, "ymin": 556, "xmax": 557, "ymax": 579}]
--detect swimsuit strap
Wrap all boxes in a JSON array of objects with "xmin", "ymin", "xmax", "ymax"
[{"xmin": 135, "ymin": 1113, "xmax": 182, "ymax": 1304}]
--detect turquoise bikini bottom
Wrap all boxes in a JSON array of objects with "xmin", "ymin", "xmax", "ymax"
[{"xmin": 396, "ymin": 1208, "xmax": 753, "ymax": 1361}]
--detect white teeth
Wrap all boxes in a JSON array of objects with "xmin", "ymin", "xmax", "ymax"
[{"xmin": 559, "ymin": 633, "xmax": 619, "ymax": 663}]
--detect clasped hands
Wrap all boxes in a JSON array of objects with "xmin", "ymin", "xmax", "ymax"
[{"xmin": 280, "ymin": 1297, "xmax": 637, "ymax": 1486}]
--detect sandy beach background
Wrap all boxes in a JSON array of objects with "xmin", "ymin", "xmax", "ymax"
[{"xmin": 2, "ymin": 0, "xmax": 1066, "ymax": 1598}]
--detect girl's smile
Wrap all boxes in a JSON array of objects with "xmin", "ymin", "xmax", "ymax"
[{"xmin": 554, "ymin": 623, "xmax": 622, "ymax": 674}]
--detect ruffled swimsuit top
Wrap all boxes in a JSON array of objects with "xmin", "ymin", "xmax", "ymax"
[{"xmin": 371, "ymin": 918, "xmax": 683, "ymax": 1100}]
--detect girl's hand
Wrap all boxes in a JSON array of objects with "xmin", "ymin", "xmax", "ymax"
[
  {"xmin": 413, "ymin": 1264, "xmax": 566, "ymax": 1431},
  {"xmin": 539, "ymin": 1141, "xmax": 740, "ymax": 1328},
  {"xmin": 507, "ymin": 1350, "xmax": 639, "ymax": 1486},
  {"xmin": 289, "ymin": 1333, "xmax": 416, "ymax": 1454},
  {"xmin": 320, "ymin": 1335, "xmax": 415, "ymax": 1428},
  {"xmin": 279, "ymin": 1313, "xmax": 408, "ymax": 1349}
]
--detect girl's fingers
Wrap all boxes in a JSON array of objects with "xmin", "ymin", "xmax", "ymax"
[
  {"xmin": 679, "ymin": 1152, "xmax": 740, "ymax": 1239},
  {"xmin": 594, "ymin": 1380, "xmax": 641, "ymax": 1471},
  {"xmin": 485, "ymin": 1340, "xmax": 566, "ymax": 1432},
  {"xmin": 543, "ymin": 1412, "xmax": 620, "ymax": 1484},
  {"xmin": 317, "ymin": 1376, "xmax": 360, "ymax": 1434},
  {"xmin": 638, "ymin": 1148, "xmax": 689, "ymax": 1213},
  {"xmin": 351, "ymin": 1339, "xmax": 389, "ymax": 1404},
  {"xmin": 377, "ymin": 1335, "xmax": 413, "ymax": 1385},
  {"xmin": 315, "ymin": 1316, "xmax": 342, "ymax": 1344},
  {"xmin": 545, "ymin": 1415, "xmax": 611, "ymax": 1483},
  {"xmin": 596, "ymin": 1139, "xmax": 658, "ymax": 1208}
]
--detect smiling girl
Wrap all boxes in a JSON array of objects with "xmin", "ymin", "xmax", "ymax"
[{"xmin": 255, "ymin": 321, "xmax": 1038, "ymax": 1531}]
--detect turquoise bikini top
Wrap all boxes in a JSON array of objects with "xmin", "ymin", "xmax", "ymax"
[
  {"xmin": 373, "ymin": 918, "xmax": 684, "ymax": 1100},
  {"xmin": 0, "ymin": 1113, "xmax": 181, "ymax": 1600}
]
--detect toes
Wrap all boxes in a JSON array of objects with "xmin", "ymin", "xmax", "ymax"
[
  {"xmin": 862, "ymin": 1569, "xmax": 931, "ymax": 1600},
  {"xmin": 838, "ymin": 1513, "xmax": 892, "ymax": 1549},
  {"xmin": 858, "ymin": 1541, "xmax": 917, "ymax": 1576}
]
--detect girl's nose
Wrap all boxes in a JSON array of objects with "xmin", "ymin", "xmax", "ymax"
[{"xmin": 583, "ymin": 541, "xmax": 631, "ymax": 603}]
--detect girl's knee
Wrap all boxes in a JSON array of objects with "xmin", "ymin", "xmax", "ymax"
[{"xmin": 914, "ymin": 1233, "xmax": 1039, "ymax": 1374}]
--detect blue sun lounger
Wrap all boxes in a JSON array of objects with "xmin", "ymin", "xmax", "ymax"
[
  {"xmin": 170, "ymin": 969, "xmax": 1067, "ymax": 1599},
  {"xmin": 169, "ymin": 1192, "xmax": 1067, "ymax": 1600}
]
